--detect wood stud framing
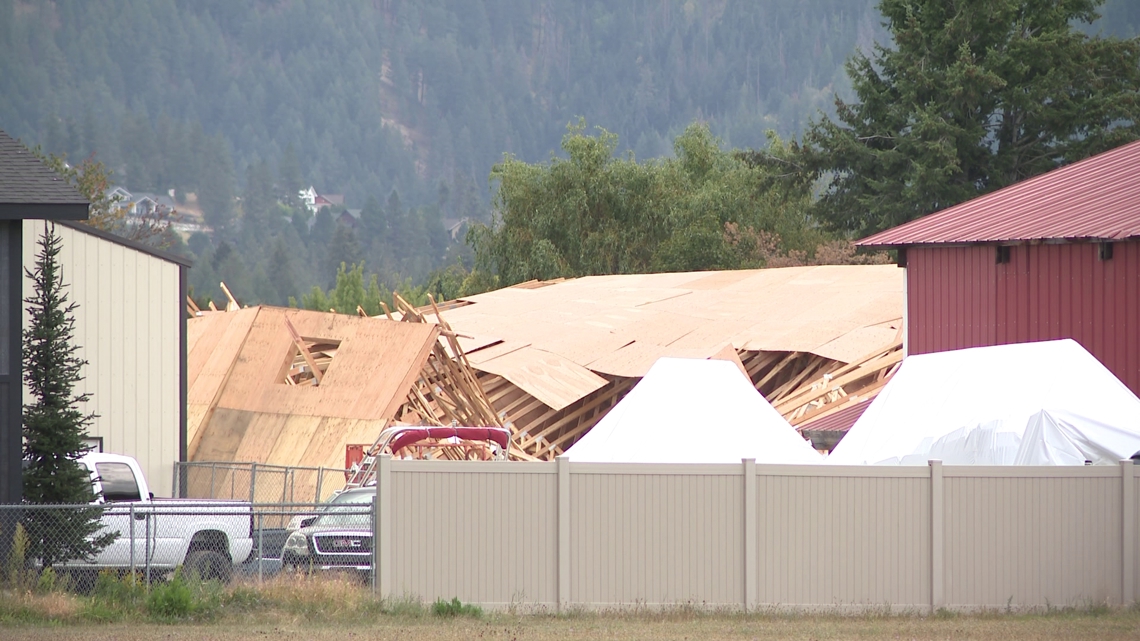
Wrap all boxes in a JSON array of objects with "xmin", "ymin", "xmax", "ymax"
[{"xmin": 383, "ymin": 294, "xmax": 516, "ymax": 458}]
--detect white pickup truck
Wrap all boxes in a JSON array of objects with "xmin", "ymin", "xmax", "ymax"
[{"xmin": 64, "ymin": 453, "xmax": 254, "ymax": 582}]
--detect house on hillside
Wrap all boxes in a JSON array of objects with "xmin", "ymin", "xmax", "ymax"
[
  {"xmin": 129, "ymin": 191, "xmax": 178, "ymax": 217},
  {"xmin": 299, "ymin": 186, "xmax": 317, "ymax": 211},
  {"xmin": 858, "ymin": 138, "xmax": 1140, "ymax": 396},
  {"xmin": 104, "ymin": 186, "xmax": 178, "ymax": 218},
  {"xmin": 299, "ymin": 185, "xmax": 345, "ymax": 215},
  {"xmin": 106, "ymin": 185, "xmax": 132, "ymax": 203},
  {"xmin": 337, "ymin": 208, "xmax": 360, "ymax": 229}
]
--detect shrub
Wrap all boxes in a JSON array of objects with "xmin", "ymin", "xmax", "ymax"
[
  {"xmin": 431, "ymin": 596, "xmax": 482, "ymax": 618},
  {"xmin": 146, "ymin": 574, "xmax": 195, "ymax": 619}
]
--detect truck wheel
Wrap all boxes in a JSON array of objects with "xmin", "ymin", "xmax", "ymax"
[{"xmin": 184, "ymin": 549, "xmax": 232, "ymax": 583}]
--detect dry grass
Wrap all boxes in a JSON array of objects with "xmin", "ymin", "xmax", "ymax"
[
  {"xmin": 2, "ymin": 605, "xmax": 1139, "ymax": 641},
  {"xmin": 3, "ymin": 573, "xmax": 1139, "ymax": 640}
]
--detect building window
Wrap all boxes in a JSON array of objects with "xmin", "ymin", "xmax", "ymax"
[
  {"xmin": 1099, "ymin": 242, "xmax": 1114, "ymax": 261},
  {"xmin": 995, "ymin": 245, "xmax": 1011, "ymax": 264}
]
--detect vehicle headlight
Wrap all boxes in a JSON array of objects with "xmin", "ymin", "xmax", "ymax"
[{"xmin": 284, "ymin": 531, "xmax": 310, "ymax": 556}]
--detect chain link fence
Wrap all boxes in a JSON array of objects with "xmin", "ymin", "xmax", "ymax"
[
  {"xmin": 174, "ymin": 461, "xmax": 352, "ymax": 504},
  {"xmin": 0, "ymin": 498, "xmax": 377, "ymax": 592}
]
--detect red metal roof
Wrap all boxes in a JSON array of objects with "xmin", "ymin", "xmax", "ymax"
[
  {"xmin": 796, "ymin": 397, "xmax": 873, "ymax": 435},
  {"xmin": 858, "ymin": 139, "xmax": 1140, "ymax": 247}
]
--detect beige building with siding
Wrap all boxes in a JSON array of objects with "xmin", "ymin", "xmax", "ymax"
[{"xmin": 22, "ymin": 220, "xmax": 187, "ymax": 497}]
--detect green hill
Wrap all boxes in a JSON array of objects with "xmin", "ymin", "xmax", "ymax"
[{"xmin": 1, "ymin": 0, "xmax": 1136, "ymax": 304}]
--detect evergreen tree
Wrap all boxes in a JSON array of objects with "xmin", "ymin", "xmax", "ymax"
[
  {"xmin": 120, "ymin": 111, "xmax": 159, "ymax": 191},
  {"xmin": 278, "ymin": 145, "xmax": 304, "ymax": 209},
  {"xmin": 267, "ymin": 237, "xmax": 298, "ymax": 305},
  {"xmin": 242, "ymin": 159, "xmax": 275, "ymax": 229},
  {"xmin": 250, "ymin": 266, "xmax": 279, "ymax": 306},
  {"xmin": 801, "ymin": 0, "xmax": 1140, "ymax": 236},
  {"xmin": 21, "ymin": 223, "xmax": 116, "ymax": 569},
  {"xmin": 385, "ymin": 189, "xmax": 407, "ymax": 266},
  {"xmin": 199, "ymin": 134, "xmax": 236, "ymax": 232},
  {"xmin": 187, "ymin": 231, "xmax": 212, "ymax": 259},
  {"xmin": 299, "ymin": 262, "xmax": 389, "ymax": 316},
  {"xmin": 210, "ymin": 240, "xmax": 252, "ymax": 302},
  {"xmin": 326, "ymin": 222, "xmax": 363, "ymax": 286},
  {"xmin": 358, "ymin": 195, "xmax": 386, "ymax": 253},
  {"xmin": 308, "ymin": 208, "xmax": 337, "ymax": 285}
]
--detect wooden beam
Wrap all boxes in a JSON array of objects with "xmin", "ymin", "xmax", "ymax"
[
  {"xmin": 779, "ymin": 339, "xmax": 901, "ymax": 405},
  {"xmin": 754, "ymin": 352, "xmax": 800, "ymax": 391},
  {"xmin": 283, "ymin": 315, "xmax": 323, "ymax": 385},
  {"xmin": 789, "ymin": 376, "xmax": 890, "ymax": 427},
  {"xmin": 773, "ymin": 348, "xmax": 903, "ymax": 414},
  {"xmin": 542, "ymin": 379, "xmax": 636, "ymax": 455},
  {"xmin": 768, "ymin": 355, "xmax": 834, "ymax": 403},
  {"xmin": 520, "ymin": 377, "xmax": 635, "ymax": 453},
  {"xmin": 741, "ymin": 350, "xmax": 784, "ymax": 382},
  {"xmin": 220, "ymin": 281, "xmax": 240, "ymax": 312}
]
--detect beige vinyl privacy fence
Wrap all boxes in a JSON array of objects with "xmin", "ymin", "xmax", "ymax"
[{"xmin": 369, "ymin": 457, "xmax": 1139, "ymax": 612}]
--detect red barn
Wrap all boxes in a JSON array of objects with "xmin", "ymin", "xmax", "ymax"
[{"xmin": 858, "ymin": 139, "xmax": 1140, "ymax": 395}]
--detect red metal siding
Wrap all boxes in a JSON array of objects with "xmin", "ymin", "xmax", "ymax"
[
  {"xmin": 908, "ymin": 242, "xmax": 1140, "ymax": 395},
  {"xmin": 907, "ymin": 246, "xmax": 997, "ymax": 355}
]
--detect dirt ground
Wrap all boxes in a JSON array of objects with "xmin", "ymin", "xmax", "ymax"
[{"xmin": 4, "ymin": 611, "xmax": 1140, "ymax": 641}]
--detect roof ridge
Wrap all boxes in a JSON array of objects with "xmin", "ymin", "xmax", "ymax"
[{"xmin": 859, "ymin": 138, "xmax": 1140, "ymax": 246}]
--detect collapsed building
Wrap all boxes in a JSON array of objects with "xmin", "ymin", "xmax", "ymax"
[
  {"xmin": 184, "ymin": 301, "xmax": 503, "ymax": 498},
  {"xmin": 185, "ymin": 264, "xmax": 904, "ymax": 496},
  {"xmin": 436, "ymin": 264, "xmax": 904, "ymax": 457}
]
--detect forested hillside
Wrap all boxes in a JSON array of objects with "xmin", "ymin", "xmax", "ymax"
[{"xmin": 1, "ymin": 0, "xmax": 1137, "ymax": 305}]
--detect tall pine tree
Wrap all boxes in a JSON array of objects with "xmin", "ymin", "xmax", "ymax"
[
  {"xmin": 801, "ymin": 0, "xmax": 1140, "ymax": 236},
  {"xmin": 22, "ymin": 223, "xmax": 115, "ymax": 568}
]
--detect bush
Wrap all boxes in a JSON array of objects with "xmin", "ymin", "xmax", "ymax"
[
  {"xmin": 431, "ymin": 596, "xmax": 482, "ymax": 618},
  {"xmin": 146, "ymin": 574, "xmax": 195, "ymax": 619},
  {"xmin": 82, "ymin": 571, "xmax": 142, "ymax": 622},
  {"xmin": 92, "ymin": 570, "xmax": 145, "ymax": 606}
]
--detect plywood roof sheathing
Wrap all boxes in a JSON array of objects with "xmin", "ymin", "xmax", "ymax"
[
  {"xmin": 190, "ymin": 265, "xmax": 905, "ymax": 464},
  {"xmin": 370, "ymin": 265, "xmax": 907, "ymax": 458}
]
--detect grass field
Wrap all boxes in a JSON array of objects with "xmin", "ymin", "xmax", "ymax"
[
  {"xmin": 4, "ymin": 610, "xmax": 1140, "ymax": 641},
  {"xmin": 2, "ymin": 573, "xmax": 1139, "ymax": 641}
]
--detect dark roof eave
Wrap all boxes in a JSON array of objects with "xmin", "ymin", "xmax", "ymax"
[
  {"xmin": 0, "ymin": 203, "xmax": 89, "ymax": 220},
  {"xmin": 858, "ymin": 235, "xmax": 1140, "ymax": 250}
]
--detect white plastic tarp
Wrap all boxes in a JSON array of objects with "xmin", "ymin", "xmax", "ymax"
[
  {"xmin": 566, "ymin": 357, "xmax": 822, "ymax": 464},
  {"xmin": 827, "ymin": 339, "xmax": 1140, "ymax": 465}
]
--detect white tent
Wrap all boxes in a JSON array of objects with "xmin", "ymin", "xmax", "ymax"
[
  {"xmin": 826, "ymin": 339, "xmax": 1140, "ymax": 465},
  {"xmin": 565, "ymin": 357, "xmax": 822, "ymax": 464}
]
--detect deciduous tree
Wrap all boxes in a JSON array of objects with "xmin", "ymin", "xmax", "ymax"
[{"xmin": 471, "ymin": 120, "xmax": 823, "ymax": 285}]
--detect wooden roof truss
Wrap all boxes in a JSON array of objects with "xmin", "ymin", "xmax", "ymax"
[{"xmin": 381, "ymin": 294, "xmax": 517, "ymax": 456}]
